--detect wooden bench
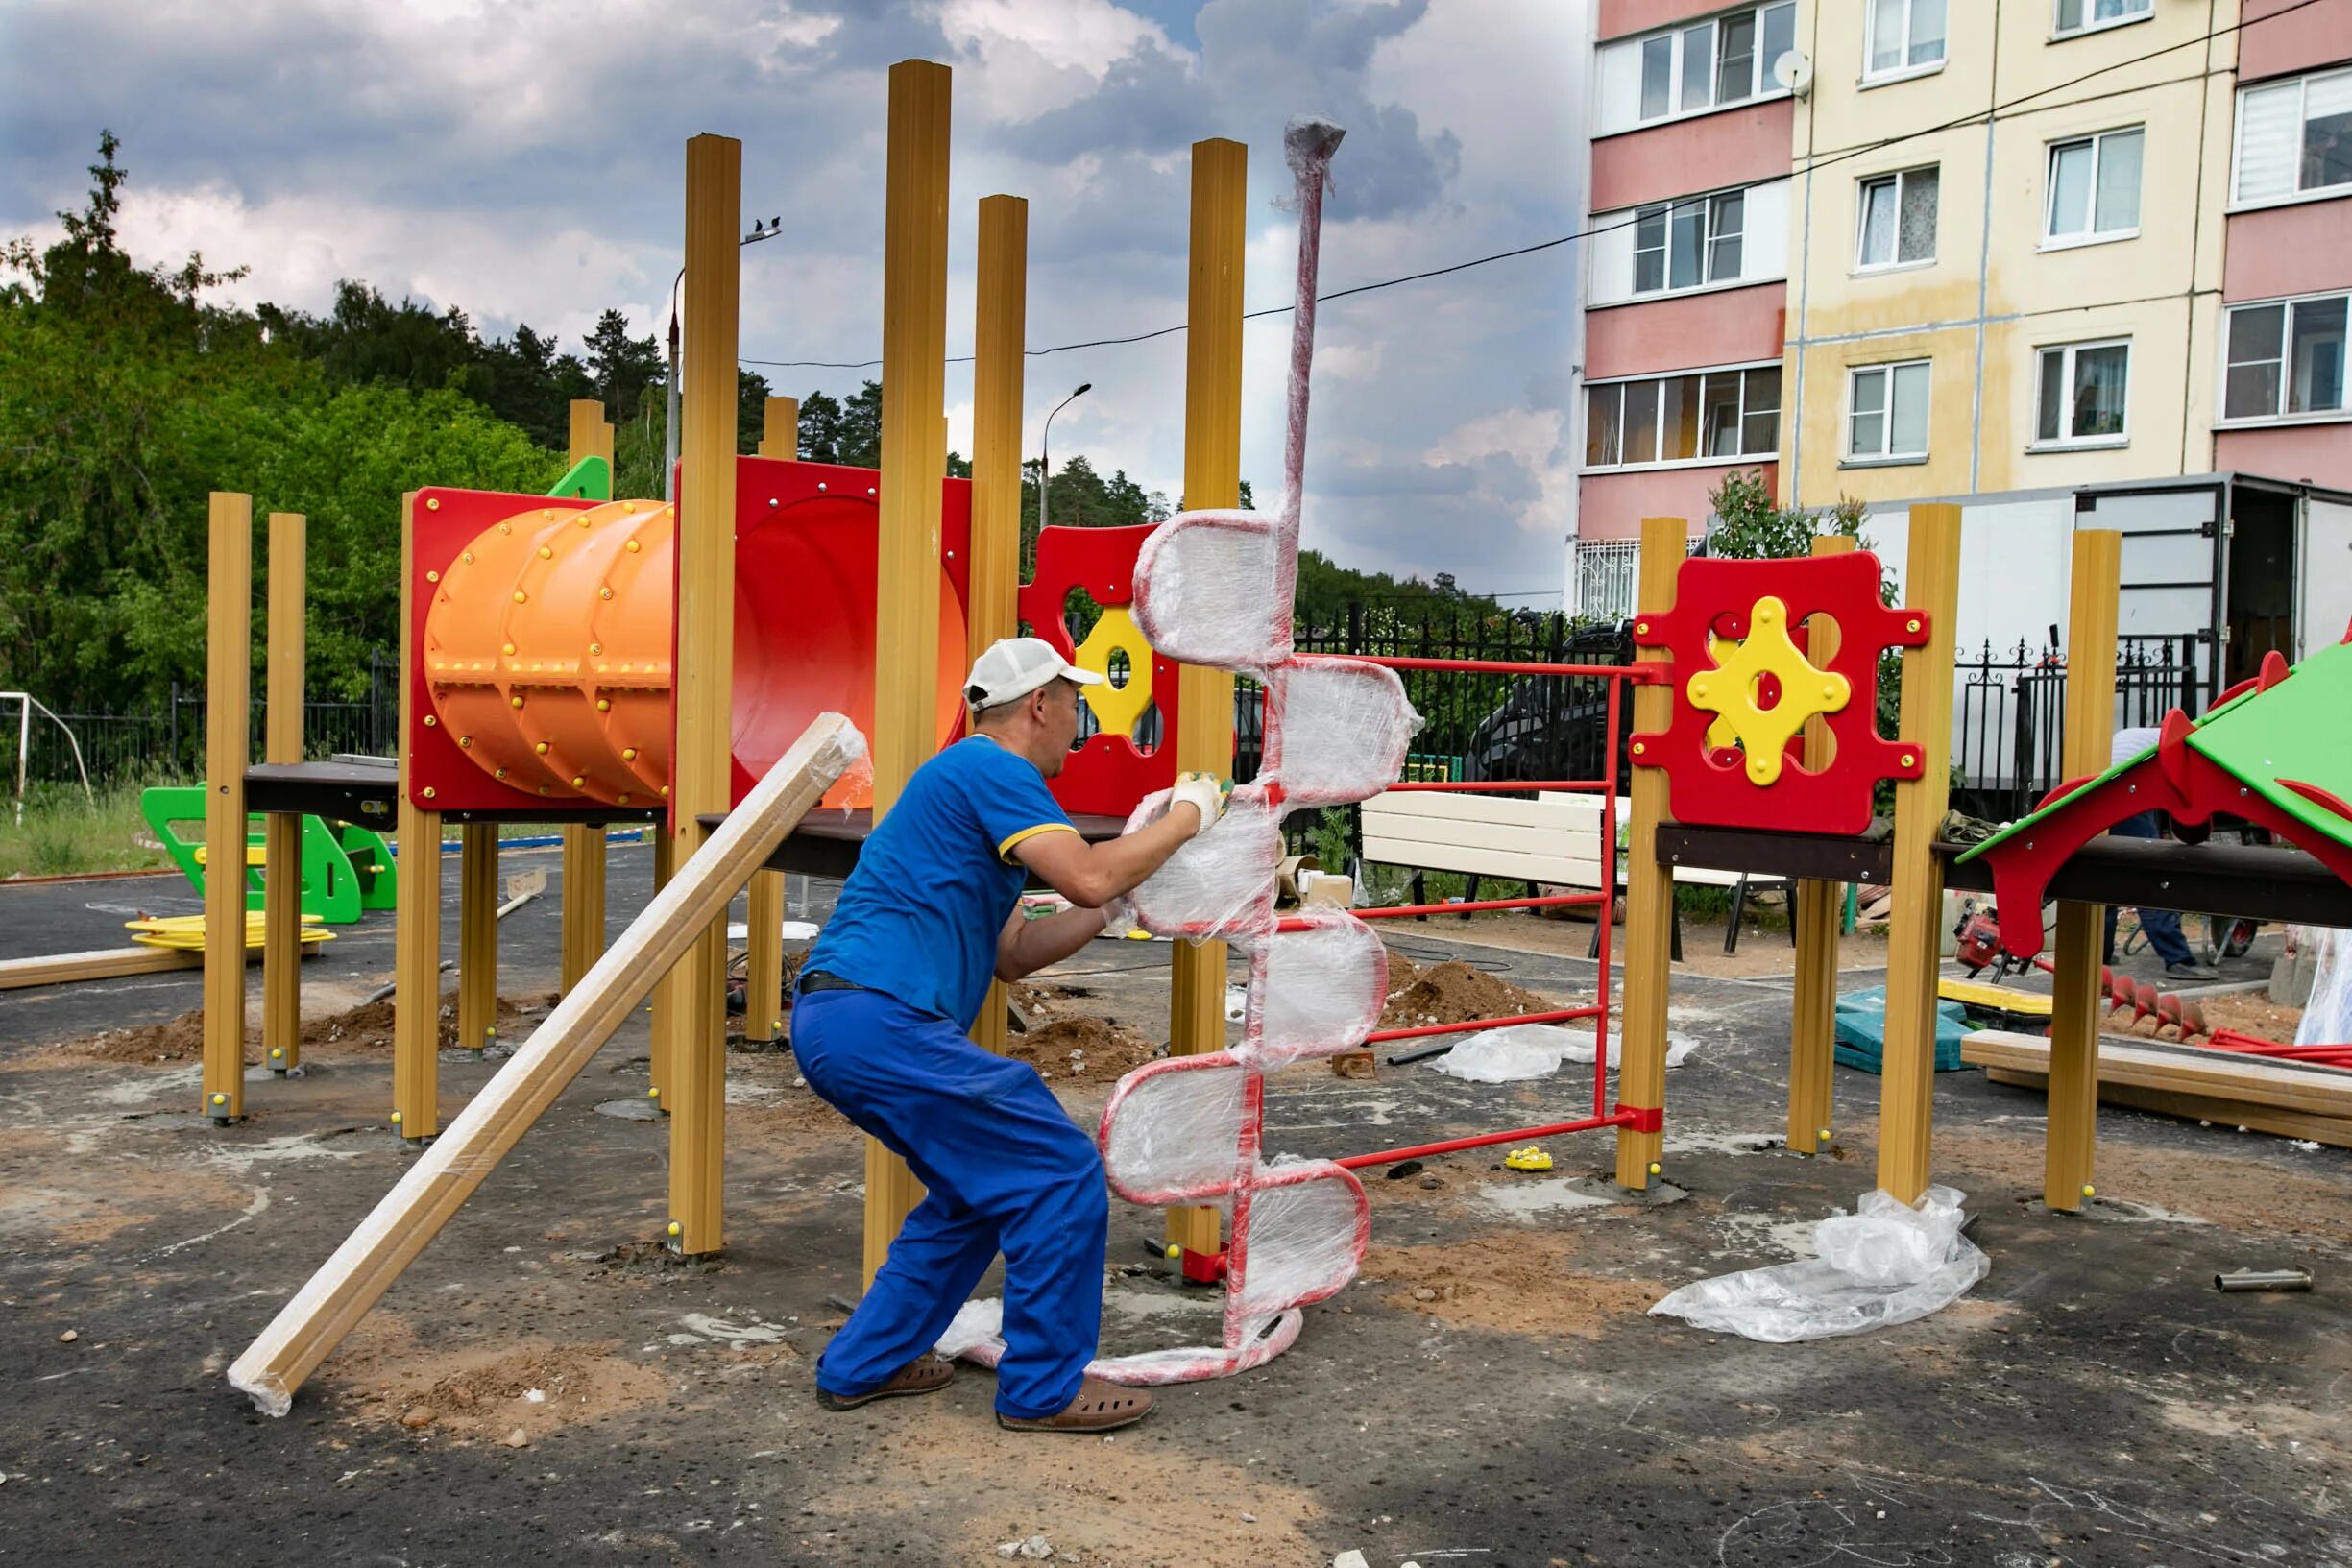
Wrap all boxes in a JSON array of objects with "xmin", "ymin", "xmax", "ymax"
[{"xmin": 1358, "ymin": 789, "xmax": 1791, "ymax": 956}]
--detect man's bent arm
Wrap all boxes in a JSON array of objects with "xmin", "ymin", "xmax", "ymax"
[
  {"xmin": 996, "ymin": 905, "xmax": 1106, "ymax": 981},
  {"xmin": 1014, "ymin": 804, "xmax": 1200, "ymax": 909}
]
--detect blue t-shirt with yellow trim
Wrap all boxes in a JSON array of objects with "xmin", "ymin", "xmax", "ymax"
[{"xmin": 803, "ymin": 736, "xmax": 1076, "ymax": 1027}]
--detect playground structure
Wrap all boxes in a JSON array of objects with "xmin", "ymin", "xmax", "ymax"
[{"xmin": 162, "ymin": 55, "xmax": 2352, "ymax": 1411}]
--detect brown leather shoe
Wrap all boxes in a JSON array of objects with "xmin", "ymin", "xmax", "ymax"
[
  {"xmin": 815, "ymin": 1355, "xmax": 956, "ymax": 1411},
  {"xmin": 995, "ymin": 1376, "xmax": 1153, "ymax": 1434}
]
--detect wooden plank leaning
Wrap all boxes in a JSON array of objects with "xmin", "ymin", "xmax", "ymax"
[{"xmin": 227, "ymin": 712, "xmax": 866, "ymax": 1416}]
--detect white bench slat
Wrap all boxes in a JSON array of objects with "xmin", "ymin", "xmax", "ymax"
[{"xmin": 1360, "ymin": 786, "xmax": 1787, "ymax": 896}]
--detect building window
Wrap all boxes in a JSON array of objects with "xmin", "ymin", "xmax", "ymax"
[
  {"xmin": 2234, "ymin": 68, "xmax": 2352, "ymax": 206},
  {"xmin": 1586, "ymin": 365, "xmax": 1782, "ymax": 469},
  {"xmin": 1856, "ymin": 167, "xmax": 1939, "ymax": 269},
  {"xmin": 2054, "ymin": 0, "xmax": 2150, "ymax": 36},
  {"xmin": 1633, "ymin": 191, "xmax": 1745, "ymax": 294},
  {"xmin": 1599, "ymin": 3, "xmax": 1798, "ymax": 133},
  {"xmin": 1865, "ymin": 0, "xmax": 1946, "ymax": 81},
  {"xmin": 2033, "ymin": 340, "xmax": 2131, "ymax": 446},
  {"xmin": 2223, "ymin": 294, "xmax": 2349, "ymax": 421},
  {"xmin": 2045, "ymin": 128, "xmax": 2142, "ymax": 244},
  {"xmin": 1846, "ymin": 361, "xmax": 1930, "ymax": 461}
]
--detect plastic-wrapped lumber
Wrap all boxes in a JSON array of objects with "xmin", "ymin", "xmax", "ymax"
[{"xmin": 226, "ymin": 712, "xmax": 867, "ymax": 1415}]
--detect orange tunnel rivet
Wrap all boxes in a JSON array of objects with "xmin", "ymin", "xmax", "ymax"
[
  {"xmin": 497, "ymin": 522, "xmax": 511, "ymax": 534},
  {"xmin": 538, "ymin": 784, "xmax": 551, "ymax": 796},
  {"xmin": 617, "ymin": 793, "xmax": 630, "ymax": 805},
  {"xmin": 540, "ymin": 509, "xmax": 554, "ymax": 520},
  {"xmin": 462, "ymin": 551, "xmax": 474, "ymax": 565},
  {"xmin": 510, "ymin": 696, "xmax": 524, "ymax": 709},
  {"xmin": 425, "ymin": 569, "xmax": 440, "ymax": 584},
  {"xmin": 596, "ymin": 699, "xmax": 611, "ymax": 712},
  {"xmin": 538, "ymin": 545, "xmax": 553, "ymax": 559},
  {"xmin": 512, "ymin": 591, "xmax": 527, "ymax": 604},
  {"xmin": 660, "ymin": 786, "xmax": 670, "ymax": 798},
  {"xmin": 621, "ymin": 747, "xmax": 638, "ymax": 761},
  {"xmin": 625, "ymin": 539, "xmax": 642, "ymax": 553},
  {"xmin": 535, "ymin": 742, "xmax": 549, "ymax": 755},
  {"xmin": 458, "ymin": 736, "xmax": 473, "ymax": 748},
  {"xmin": 423, "ymin": 714, "xmax": 437, "ymax": 728},
  {"xmin": 599, "ymin": 587, "xmax": 614, "ymax": 600},
  {"xmin": 570, "ymin": 776, "xmax": 585, "ymax": 788},
  {"xmin": 495, "ymin": 768, "xmax": 508, "ymax": 780},
  {"xmin": 501, "ymin": 642, "xmax": 516, "ymax": 656},
  {"xmin": 589, "ymin": 643, "xmax": 603, "ymax": 656},
  {"xmin": 577, "ymin": 515, "xmax": 592, "ymax": 528}
]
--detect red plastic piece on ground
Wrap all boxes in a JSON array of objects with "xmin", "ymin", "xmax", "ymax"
[
  {"xmin": 1179, "ymin": 1246, "xmax": 1229, "ymax": 1286},
  {"xmin": 1630, "ymin": 551, "xmax": 1929, "ymax": 834},
  {"xmin": 1017, "ymin": 522, "xmax": 1180, "ymax": 816}
]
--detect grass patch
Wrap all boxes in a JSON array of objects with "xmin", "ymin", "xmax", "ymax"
[{"xmin": 0, "ymin": 780, "xmax": 181, "ymax": 880}]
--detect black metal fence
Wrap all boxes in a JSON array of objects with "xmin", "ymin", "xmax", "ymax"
[
  {"xmin": 2, "ymin": 650, "xmax": 400, "ymax": 792},
  {"xmin": 1951, "ymin": 633, "xmax": 2205, "ymax": 821}
]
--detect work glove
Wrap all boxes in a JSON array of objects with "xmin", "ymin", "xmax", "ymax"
[
  {"xmin": 1168, "ymin": 772, "xmax": 1226, "ymax": 839},
  {"xmin": 1100, "ymin": 896, "xmax": 1140, "ymax": 939}
]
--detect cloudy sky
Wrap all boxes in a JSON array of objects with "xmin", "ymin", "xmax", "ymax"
[{"xmin": 1, "ymin": 0, "xmax": 1588, "ymax": 600}]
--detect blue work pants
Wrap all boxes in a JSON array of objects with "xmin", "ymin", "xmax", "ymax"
[
  {"xmin": 2103, "ymin": 811, "xmax": 2194, "ymax": 967},
  {"xmin": 790, "ymin": 985, "xmax": 1107, "ymax": 1419}
]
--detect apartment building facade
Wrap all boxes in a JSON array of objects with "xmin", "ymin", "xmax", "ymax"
[{"xmin": 1570, "ymin": 0, "xmax": 2352, "ymax": 617}]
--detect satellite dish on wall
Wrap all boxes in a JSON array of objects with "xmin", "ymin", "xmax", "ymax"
[{"xmin": 1772, "ymin": 51, "xmax": 1814, "ymax": 96}]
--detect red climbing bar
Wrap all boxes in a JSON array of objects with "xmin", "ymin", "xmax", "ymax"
[
  {"xmin": 1335, "ymin": 1110, "xmax": 1639, "ymax": 1170},
  {"xmin": 1365, "ymin": 1005, "xmax": 1601, "ymax": 1046}
]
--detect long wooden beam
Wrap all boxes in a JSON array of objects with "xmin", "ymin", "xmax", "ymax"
[
  {"xmin": 204, "ymin": 493, "xmax": 254, "ymax": 1124},
  {"xmin": 262, "ymin": 510, "xmax": 306, "ymax": 1076},
  {"xmin": 227, "ymin": 714, "xmax": 864, "ymax": 1417},
  {"xmin": 1, "ymin": 946, "xmax": 203, "ymax": 990}
]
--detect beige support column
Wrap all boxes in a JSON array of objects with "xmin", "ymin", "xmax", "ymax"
[
  {"xmin": 967, "ymin": 192, "xmax": 1029, "ymax": 1060},
  {"xmin": 2045, "ymin": 529, "xmax": 2122, "ymax": 1212},
  {"xmin": 456, "ymin": 822, "xmax": 497, "ymax": 1052},
  {"xmin": 262, "ymin": 511, "xmax": 306, "ymax": 1077},
  {"xmin": 742, "ymin": 396, "xmax": 802, "ymax": 1044},
  {"xmin": 666, "ymin": 132, "xmax": 745, "ymax": 1255},
  {"xmin": 203, "ymin": 493, "xmax": 254, "ymax": 1123},
  {"xmin": 1875, "ymin": 503, "xmax": 1962, "ymax": 1202},
  {"xmin": 1788, "ymin": 532, "xmax": 1856, "ymax": 1153},
  {"xmin": 1614, "ymin": 517, "xmax": 1685, "ymax": 1188},
  {"xmin": 861, "ymin": 59, "xmax": 953, "ymax": 1286},
  {"xmin": 393, "ymin": 495, "xmax": 443, "ymax": 1142},
  {"xmin": 1163, "ymin": 137, "xmax": 1249, "ymax": 1257},
  {"xmin": 559, "ymin": 400, "xmax": 615, "ymax": 994}
]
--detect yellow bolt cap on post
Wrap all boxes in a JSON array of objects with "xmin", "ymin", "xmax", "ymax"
[
  {"xmin": 2082, "ymin": 1184, "xmax": 2097, "ymax": 1198},
  {"xmin": 667, "ymin": 1220, "xmax": 682, "ymax": 1238},
  {"xmin": 1818, "ymin": 1127, "xmax": 1832, "ymax": 1143},
  {"xmin": 390, "ymin": 1110, "xmax": 403, "ymax": 1124},
  {"xmin": 1648, "ymin": 1161, "xmax": 1661, "ymax": 1176},
  {"xmin": 648, "ymin": 1085, "xmax": 661, "ymax": 1099}
]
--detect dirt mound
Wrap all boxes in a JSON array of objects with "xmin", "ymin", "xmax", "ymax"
[
  {"xmin": 1359, "ymin": 1231, "xmax": 1662, "ymax": 1338},
  {"xmin": 1379, "ymin": 953, "xmax": 1564, "ymax": 1029},
  {"xmin": 66, "ymin": 990, "xmax": 558, "ymax": 1067},
  {"xmin": 343, "ymin": 1336, "xmax": 668, "ymax": 1445},
  {"xmin": 2193, "ymin": 990, "xmax": 2304, "ymax": 1046},
  {"xmin": 1006, "ymin": 1016, "xmax": 1161, "ymax": 1084}
]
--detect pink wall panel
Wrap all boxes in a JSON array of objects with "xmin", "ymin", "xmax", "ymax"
[
  {"xmin": 2216, "ymin": 422, "xmax": 2352, "ymax": 492},
  {"xmin": 2224, "ymin": 199, "xmax": 2352, "ymax": 302},
  {"xmin": 1591, "ymin": 102, "xmax": 1793, "ymax": 210},
  {"xmin": 1598, "ymin": 0, "xmax": 1735, "ymax": 40},
  {"xmin": 2240, "ymin": 0, "xmax": 2352, "ymax": 84},
  {"xmin": 1578, "ymin": 465, "xmax": 1771, "ymax": 541},
  {"xmin": 1585, "ymin": 285, "xmax": 1785, "ymax": 380}
]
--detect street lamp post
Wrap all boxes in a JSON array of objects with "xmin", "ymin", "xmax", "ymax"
[
  {"xmin": 665, "ymin": 218, "xmax": 783, "ymax": 505},
  {"xmin": 1037, "ymin": 382, "xmax": 1093, "ymax": 533}
]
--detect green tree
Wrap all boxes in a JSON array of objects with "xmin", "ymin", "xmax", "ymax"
[{"xmin": 1704, "ymin": 469, "xmax": 1868, "ymax": 560}]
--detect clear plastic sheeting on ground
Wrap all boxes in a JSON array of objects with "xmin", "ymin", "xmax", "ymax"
[
  {"xmin": 934, "ymin": 1297, "xmax": 1309, "ymax": 1387},
  {"xmin": 1122, "ymin": 784, "xmax": 1282, "ymax": 938},
  {"xmin": 1263, "ymin": 659, "xmax": 1420, "ymax": 810},
  {"xmin": 1098, "ymin": 1057, "xmax": 1249, "ymax": 1204},
  {"xmin": 1232, "ymin": 1166, "xmax": 1370, "ymax": 1318},
  {"xmin": 1428, "ymin": 1023, "xmax": 1698, "ymax": 1081},
  {"xmin": 1647, "ymin": 1185, "xmax": 1991, "ymax": 1343},
  {"xmin": 2297, "ymin": 927, "xmax": 2352, "ymax": 1049},
  {"xmin": 1238, "ymin": 912, "xmax": 1388, "ymax": 1070},
  {"xmin": 1130, "ymin": 510, "xmax": 1287, "ymax": 671}
]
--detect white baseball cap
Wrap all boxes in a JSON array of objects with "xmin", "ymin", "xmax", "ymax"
[{"xmin": 963, "ymin": 636, "xmax": 1104, "ymax": 711}]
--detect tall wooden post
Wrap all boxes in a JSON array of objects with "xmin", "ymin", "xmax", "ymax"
[
  {"xmin": 456, "ymin": 822, "xmax": 498, "ymax": 1051},
  {"xmin": 647, "ymin": 828, "xmax": 674, "ymax": 1106},
  {"xmin": 560, "ymin": 400, "xmax": 616, "ymax": 994},
  {"xmin": 203, "ymin": 493, "xmax": 254, "ymax": 1124},
  {"xmin": 666, "ymin": 132, "xmax": 745, "ymax": 1256},
  {"xmin": 1875, "ymin": 503, "xmax": 1962, "ymax": 1202},
  {"xmin": 743, "ymin": 396, "xmax": 801, "ymax": 1045},
  {"xmin": 1614, "ymin": 517, "xmax": 1685, "ymax": 1188},
  {"xmin": 861, "ymin": 59, "xmax": 953, "ymax": 1286},
  {"xmin": 393, "ymin": 495, "xmax": 443, "ymax": 1142},
  {"xmin": 2045, "ymin": 529, "xmax": 2122, "ymax": 1211},
  {"xmin": 1788, "ymin": 532, "xmax": 1856, "ymax": 1152},
  {"xmin": 1162, "ymin": 137, "xmax": 1250, "ymax": 1258},
  {"xmin": 965, "ymin": 193, "xmax": 1029, "ymax": 1060},
  {"xmin": 262, "ymin": 511, "xmax": 306, "ymax": 1077}
]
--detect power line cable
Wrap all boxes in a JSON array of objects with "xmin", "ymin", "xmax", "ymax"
[{"xmin": 740, "ymin": 0, "xmax": 2316, "ymax": 374}]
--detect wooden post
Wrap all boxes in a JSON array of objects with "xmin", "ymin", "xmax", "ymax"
[
  {"xmin": 227, "ymin": 714, "xmax": 863, "ymax": 1417},
  {"xmin": 966, "ymin": 192, "xmax": 1029, "ymax": 1060},
  {"xmin": 743, "ymin": 396, "xmax": 801, "ymax": 1045},
  {"xmin": 1788, "ymin": 532, "xmax": 1856, "ymax": 1153},
  {"xmin": 559, "ymin": 400, "xmax": 615, "ymax": 994},
  {"xmin": 665, "ymin": 132, "xmax": 745, "ymax": 1256},
  {"xmin": 1875, "ymin": 503, "xmax": 1962, "ymax": 1202},
  {"xmin": 262, "ymin": 511, "xmax": 305, "ymax": 1077},
  {"xmin": 203, "ymin": 493, "xmax": 254, "ymax": 1123},
  {"xmin": 393, "ymin": 495, "xmax": 443, "ymax": 1143},
  {"xmin": 647, "ymin": 828, "xmax": 674, "ymax": 1106},
  {"xmin": 456, "ymin": 822, "xmax": 497, "ymax": 1051},
  {"xmin": 861, "ymin": 59, "xmax": 953, "ymax": 1286},
  {"xmin": 2045, "ymin": 529, "xmax": 2122, "ymax": 1212},
  {"xmin": 1163, "ymin": 137, "xmax": 1249, "ymax": 1257},
  {"xmin": 1614, "ymin": 517, "xmax": 1685, "ymax": 1188}
]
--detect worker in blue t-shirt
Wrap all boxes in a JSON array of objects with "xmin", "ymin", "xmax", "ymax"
[{"xmin": 792, "ymin": 636, "xmax": 1225, "ymax": 1435}]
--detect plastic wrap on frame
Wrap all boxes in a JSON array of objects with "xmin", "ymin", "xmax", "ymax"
[
  {"xmin": 1262, "ymin": 658, "xmax": 1419, "ymax": 811},
  {"xmin": 935, "ymin": 1297, "xmax": 1308, "ymax": 1387},
  {"xmin": 1234, "ymin": 911, "xmax": 1388, "ymax": 1071},
  {"xmin": 1098, "ymin": 1054, "xmax": 1249, "ymax": 1205},
  {"xmin": 1122, "ymin": 784, "xmax": 1281, "ymax": 939},
  {"xmin": 1130, "ymin": 510, "xmax": 1291, "ymax": 672},
  {"xmin": 1232, "ymin": 1162, "xmax": 1370, "ymax": 1319}
]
